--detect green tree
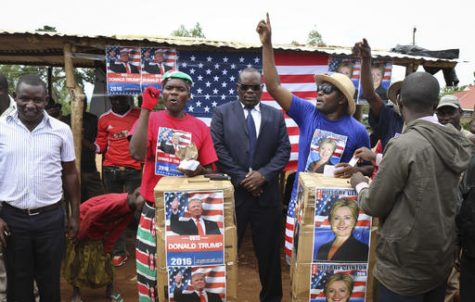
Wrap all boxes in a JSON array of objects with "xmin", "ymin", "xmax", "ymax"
[
  {"xmin": 171, "ymin": 22, "xmax": 206, "ymax": 38},
  {"xmin": 307, "ymin": 27, "xmax": 325, "ymax": 47},
  {"xmin": 35, "ymin": 25, "xmax": 57, "ymax": 32},
  {"xmin": 0, "ymin": 65, "xmax": 94, "ymax": 114}
]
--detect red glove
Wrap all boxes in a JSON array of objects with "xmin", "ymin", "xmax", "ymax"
[{"xmin": 142, "ymin": 87, "xmax": 160, "ymax": 111}]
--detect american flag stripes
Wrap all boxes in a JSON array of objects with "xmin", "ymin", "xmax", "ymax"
[
  {"xmin": 164, "ymin": 191, "xmax": 225, "ymax": 233},
  {"xmin": 168, "ymin": 266, "xmax": 226, "ymax": 302}
]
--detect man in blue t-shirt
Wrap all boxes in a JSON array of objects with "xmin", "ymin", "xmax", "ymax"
[
  {"xmin": 353, "ymin": 39, "xmax": 404, "ymax": 149},
  {"xmin": 257, "ymin": 14, "xmax": 372, "ymax": 263}
]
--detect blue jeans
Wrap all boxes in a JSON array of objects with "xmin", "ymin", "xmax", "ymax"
[{"xmin": 378, "ymin": 279, "xmax": 447, "ymax": 302}]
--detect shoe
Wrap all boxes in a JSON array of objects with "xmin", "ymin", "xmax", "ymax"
[{"xmin": 112, "ymin": 255, "xmax": 128, "ymax": 267}]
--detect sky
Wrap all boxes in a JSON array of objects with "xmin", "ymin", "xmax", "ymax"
[{"xmin": 1, "ymin": 0, "xmax": 474, "ymax": 87}]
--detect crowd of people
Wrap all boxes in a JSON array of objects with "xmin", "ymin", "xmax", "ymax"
[{"xmin": 0, "ymin": 13, "xmax": 474, "ymax": 302}]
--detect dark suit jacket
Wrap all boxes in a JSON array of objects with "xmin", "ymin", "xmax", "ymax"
[
  {"xmin": 210, "ymin": 101, "xmax": 290, "ymax": 207},
  {"xmin": 109, "ymin": 62, "xmax": 140, "ymax": 74},
  {"xmin": 174, "ymin": 287, "xmax": 222, "ymax": 302},
  {"xmin": 316, "ymin": 235, "xmax": 369, "ymax": 262},
  {"xmin": 144, "ymin": 61, "xmax": 172, "ymax": 74},
  {"xmin": 170, "ymin": 212, "xmax": 221, "ymax": 235},
  {"xmin": 159, "ymin": 140, "xmax": 176, "ymax": 155}
]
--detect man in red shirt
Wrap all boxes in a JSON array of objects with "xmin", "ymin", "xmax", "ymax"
[
  {"xmin": 95, "ymin": 94, "xmax": 142, "ymax": 266},
  {"xmin": 129, "ymin": 71, "xmax": 218, "ymax": 302},
  {"xmin": 64, "ymin": 189, "xmax": 145, "ymax": 302}
]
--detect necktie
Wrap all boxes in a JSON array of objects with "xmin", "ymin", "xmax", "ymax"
[
  {"xmin": 195, "ymin": 218, "xmax": 205, "ymax": 236},
  {"xmin": 199, "ymin": 291, "xmax": 206, "ymax": 302},
  {"xmin": 246, "ymin": 108, "xmax": 257, "ymax": 168},
  {"xmin": 124, "ymin": 63, "xmax": 131, "ymax": 73}
]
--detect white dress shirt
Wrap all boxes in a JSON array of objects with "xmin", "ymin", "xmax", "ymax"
[
  {"xmin": 0, "ymin": 111, "xmax": 76, "ymax": 209},
  {"xmin": 0, "ymin": 96, "xmax": 16, "ymax": 119},
  {"xmin": 241, "ymin": 102, "xmax": 261, "ymax": 138}
]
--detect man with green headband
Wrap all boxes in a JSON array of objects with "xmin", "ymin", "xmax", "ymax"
[{"xmin": 129, "ymin": 71, "xmax": 218, "ymax": 302}]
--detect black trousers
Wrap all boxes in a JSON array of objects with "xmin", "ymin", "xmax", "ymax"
[
  {"xmin": 460, "ymin": 254, "xmax": 475, "ymax": 302},
  {"xmin": 236, "ymin": 198, "xmax": 282, "ymax": 302},
  {"xmin": 1, "ymin": 205, "xmax": 65, "ymax": 302}
]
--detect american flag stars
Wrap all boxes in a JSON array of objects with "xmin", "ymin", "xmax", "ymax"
[{"xmin": 177, "ymin": 51, "xmax": 262, "ymax": 120}]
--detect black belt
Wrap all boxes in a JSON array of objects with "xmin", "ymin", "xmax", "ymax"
[{"xmin": 2, "ymin": 201, "xmax": 62, "ymax": 216}]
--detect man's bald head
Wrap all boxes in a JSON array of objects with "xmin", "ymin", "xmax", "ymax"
[{"xmin": 400, "ymin": 72, "xmax": 440, "ymax": 114}]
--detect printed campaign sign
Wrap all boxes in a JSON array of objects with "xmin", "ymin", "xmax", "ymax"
[
  {"xmin": 155, "ymin": 128, "xmax": 192, "ymax": 176},
  {"xmin": 106, "ymin": 46, "xmax": 142, "ymax": 95},
  {"xmin": 327, "ymin": 55, "xmax": 393, "ymax": 103},
  {"xmin": 305, "ymin": 130, "xmax": 348, "ymax": 174},
  {"xmin": 168, "ymin": 266, "xmax": 226, "ymax": 302},
  {"xmin": 141, "ymin": 47, "xmax": 177, "ymax": 91},
  {"xmin": 106, "ymin": 46, "xmax": 177, "ymax": 95},
  {"xmin": 310, "ymin": 263, "xmax": 368, "ymax": 302},
  {"xmin": 313, "ymin": 188, "xmax": 371, "ymax": 263},
  {"xmin": 164, "ymin": 191, "xmax": 225, "ymax": 267}
]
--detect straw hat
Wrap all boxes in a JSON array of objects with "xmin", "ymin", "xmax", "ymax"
[
  {"xmin": 387, "ymin": 81, "xmax": 402, "ymax": 104},
  {"xmin": 315, "ymin": 72, "xmax": 356, "ymax": 115}
]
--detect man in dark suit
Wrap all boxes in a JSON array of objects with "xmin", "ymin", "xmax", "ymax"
[
  {"xmin": 170, "ymin": 198, "xmax": 221, "ymax": 235},
  {"xmin": 210, "ymin": 67, "xmax": 290, "ymax": 302},
  {"xmin": 109, "ymin": 48, "xmax": 140, "ymax": 74},
  {"xmin": 144, "ymin": 49, "xmax": 172, "ymax": 75},
  {"xmin": 173, "ymin": 272, "xmax": 222, "ymax": 302}
]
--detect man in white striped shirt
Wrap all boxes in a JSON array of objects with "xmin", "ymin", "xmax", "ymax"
[{"xmin": 0, "ymin": 74, "xmax": 80, "ymax": 302}]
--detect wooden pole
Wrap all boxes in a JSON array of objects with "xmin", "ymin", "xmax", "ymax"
[
  {"xmin": 47, "ymin": 67, "xmax": 53, "ymax": 100},
  {"xmin": 64, "ymin": 43, "xmax": 85, "ymax": 176}
]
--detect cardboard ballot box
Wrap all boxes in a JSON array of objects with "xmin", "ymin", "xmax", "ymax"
[
  {"xmin": 154, "ymin": 176, "xmax": 238, "ymax": 302},
  {"xmin": 291, "ymin": 173, "xmax": 375, "ymax": 302}
]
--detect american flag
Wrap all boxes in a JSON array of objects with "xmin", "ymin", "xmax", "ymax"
[
  {"xmin": 168, "ymin": 265, "xmax": 226, "ymax": 302},
  {"xmin": 176, "ymin": 50, "xmax": 329, "ymax": 171},
  {"xmin": 310, "ymin": 263, "xmax": 368, "ymax": 302},
  {"xmin": 164, "ymin": 191, "xmax": 225, "ymax": 233}
]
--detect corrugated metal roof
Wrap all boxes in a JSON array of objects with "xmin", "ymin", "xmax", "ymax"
[{"xmin": 0, "ymin": 30, "xmax": 459, "ymax": 67}]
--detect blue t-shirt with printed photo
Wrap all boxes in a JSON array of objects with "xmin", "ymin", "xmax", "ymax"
[{"xmin": 288, "ymin": 95, "xmax": 371, "ymax": 196}]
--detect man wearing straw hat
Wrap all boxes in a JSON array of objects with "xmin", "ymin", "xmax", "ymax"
[{"xmin": 257, "ymin": 13, "xmax": 372, "ymax": 264}]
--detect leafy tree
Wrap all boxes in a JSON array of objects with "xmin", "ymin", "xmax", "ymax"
[
  {"xmin": 35, "ymin": 25, "xmax": 57, "ymax": 32},
  {"xmin": 307, "ymin": 27, "xmax": 325, "ymax": 47},
  {"xmin": 440, "ymin": 85, "xmax": 467, "ymax": 97},
  {"xmin": 171, "ymin": 22, "xmax": 206, "ymax": 38},
  {"xmin": 0, "ymin": 65, "xmax": 94, "ymax": 115}
]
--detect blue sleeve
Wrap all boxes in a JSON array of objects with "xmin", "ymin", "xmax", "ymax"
[
  {"xmin": 368, "ymin": 105, "xmax": 402, "ymax": 148},
  {"xmin": 288, "ymin": 95, "xmax": 316, "ymax": 127}
]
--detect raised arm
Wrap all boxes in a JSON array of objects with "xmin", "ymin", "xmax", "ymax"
[
  {"xmin": 353, "ymin": 39, "xmax": 384, "ymax": 117},
  {"xmin": 257, "ymin": 13, "xmax": 293, "ymax": 112}
]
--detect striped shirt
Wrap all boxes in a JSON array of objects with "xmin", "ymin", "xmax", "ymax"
[{"xmin": 0, "ymin": 111, "xmax": 75, "ymax": 209}]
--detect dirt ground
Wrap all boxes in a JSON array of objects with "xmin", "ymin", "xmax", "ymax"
[{"xmin": 60, "ymin": 219, "xmax": 291, "ymax": 302}]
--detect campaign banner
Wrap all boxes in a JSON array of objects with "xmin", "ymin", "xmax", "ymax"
[
  {"xmin": 168, "ymin": 265, "xmax": 226, "ymax": 302},
  {"xmin": 328, "ymin": 55, "xmax": 393, "ymax": 102},
  {"xmin": 141, "ymin": 47, "xmax": 177, "ymax": 91},
  {"xmin": 106, "ymin": 46, "xmax": 177, "ymax": 95},
  {"xmin": 164, "ymin": 190, "xmax": 225, "ymax": 266},
  {"xmin": 106, "ymin": 46, "xmax": 142, "ymax": 95},
  {"xmin": 313, "ymin": 188, "xmax": 371, "ymax": 263},
  {"xmin": 310, "ymin": 263, "xmax": 368, "ymax": 302}
]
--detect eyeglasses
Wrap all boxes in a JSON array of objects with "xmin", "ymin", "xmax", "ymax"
[
  {"xmin": 317, "ymin": 84, "xmax": 337, "ymax": 95},
  {"xmin": 238, "ymin": 84, "xmax": 263, "ymax": 91}
]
